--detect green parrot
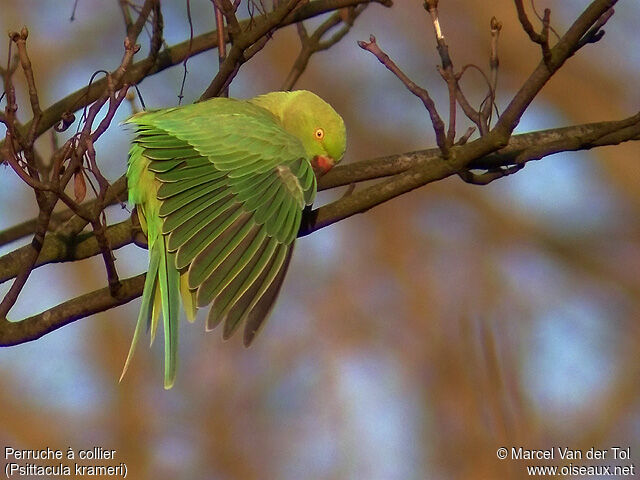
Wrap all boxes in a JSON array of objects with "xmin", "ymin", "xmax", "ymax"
[{"xmin": 121, "ymin": 90, "xmax": 346, "ymax": 388}]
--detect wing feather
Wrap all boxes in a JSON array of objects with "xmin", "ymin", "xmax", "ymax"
[
  {"xmin": 162, "ymin": 191, "xmax": 229, "ymax": 233},
  {"xmin": 159, "ymin": 182, "xmax": 229, "ymax": 217},
  {"xmin": 156, "ymin": 164, "xmax": 220, "ymax": 182},
  {"xmin": 189, "ymin": 213, "xmax": 254, "ymax": 286},
  {"xmin": 157, "ymin": 171, "xmax": 227, "ymax": 199},
  {"xmin": 126, "ymin": 99, "xmax": 316, "ymax": 344},
  {"xmin": 199, "ymin": 227, "xmax": 267, "ymax": 311},
  {"xmin": 176, "ymin": 204, "xmax": 245, "ymax": 270},
  {"xmin": 254, "ymin": 184, "xmax": 288, "ymax": 225},
  {"xmin": 208, "ymin": 237, "xmax": 279, "ymax": 318},
  {"xmin": 147, "ymin": 158, "xmax": 188, "ymax": 173},
  {"xmin": 144, "ymin": 147, "xmax": 197, "ymax": 160},
  {"xmin": 222, "ymin": 244, "xmax": 287, "ymax": 339},
  {"xmin": 243, "ymin": 245, "xmax": 294, "ymax": 346},
  {"xmin": 167, "ymin": 196, "xmax": 236, "ymax": 251}
]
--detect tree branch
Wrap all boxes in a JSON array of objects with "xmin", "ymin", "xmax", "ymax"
[
  {"xmin": 0, "ymin": 1, "xmax": 387, "ymax": 248},
  {"xmin": 305, "ymin": 111, "xmax": 640, "ymax": 233},
  {"xmin": 1, "ymin": 114, "xmax": 637, "ymax": 284},
  {"xmin": 0, "ymin": 0, "xmax": 633, "ymax": 350},
  {"xmin": 358, "ymin": 35, "xmax": 448, "ymax": 154},
  {"xmin": 200, "ymin": 0, "xmax": 306, "ymax": 100},
  {"xmin": 0, "ymin": 110, "xmax": 637, "ymax": 346},
  {"xmin": 0, "ymin": 273, "xmax": 146, "ymax": 347},
  {"xmin": 282, "ymin": 6, "xmax": 367, "ymax": 91},
  {"xmin": 0, "ymin": 0, "xmax": 391, "ymax": 157}
]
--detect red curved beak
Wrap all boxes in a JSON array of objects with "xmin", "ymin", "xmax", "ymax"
[{"xmin": 311, "ymin": 155, "xmax": 335, "ymax": 176}]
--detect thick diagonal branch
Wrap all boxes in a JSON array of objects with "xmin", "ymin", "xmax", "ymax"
[{"xmin": 0, "ymin": 111, "xmax": 638, "ymax": 346}]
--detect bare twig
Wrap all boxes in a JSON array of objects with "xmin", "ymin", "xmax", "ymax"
[
  {"xmin": 200, "ymin": 0, "xmax": 305, "ymax": 100},
  {"xmin": 0, "ymin": 273, "xmax": 146, "ymax": 347},
  {"xmin": 91, "ymin": 218, "xmax": 123, "ymax": 296},
  {"xmin": 575, "ymin": 7, "xmax": 614, "ymax": 51},
  {"xmin": 213, "ymin": 1, "xmax": 229, "ymax": 96},
  {"xmin": 514, "ymin": 0, "xmax": 552, "ymax": 65},
  {"xmin": 358, "ymin": 35, "xmax": 448, "ymax": 155},
  {"xmin": 0, "ymin": 197, "xmax": 55, "ymax": 319},
  {"xmin": 458, "ymin": 164, "xmax": 525, "ymax": 185},
  {"xmin": 178, "ymin": 0, "xmax": 195, "ymax": 104},
  {"xmin": 530, "ymin": 0, "xmax": 560, "ymax": 41},
  {"xmin": 0, "ymin": 0, "xmax": 389, "ymax": 156},
  {"xmin": 481, "ymin": 16, "xmax": 502, "ymax": 128},
  {"xmin": 424, "ymin": 0, "xmax": 456, "ymax": 144},
  {"xmin": 491, "ymin": 0, "xmax": 618, "ymax": 142},
  {"xmin": 456, "ymin": 126, "xmax": 476, "ymax": 146},
  {"xmin": 0, "ymin": 5, "xmax": 148, "ymax": 324},
  {"xmin": 147, "ymin": 1, "xmax": 164, "ymax": 69},
  {"xmin": 118, "ymin": 0, "xmax": 135, "ymax": 30},
  {"xmin": 10, "ymin": 28, "xmax": 42, "ymax": 147},
  {"xmin": 282, "ymin": 6, "xmax": 366, "ymax": 90},
  {"xmin": 70, "ymin": 0, "xmax": 80, "ymax": 21},
  {"xmin": 0, "ymin": 109, "xmax": 638, "ymax": 342}
]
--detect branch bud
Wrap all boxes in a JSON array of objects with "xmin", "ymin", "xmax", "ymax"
[
  {"xmin": 490, "ymin": 17, "xmax": 502, "ymax": 32},
  {"xmin": 423, "ymin": 0, "xmax": 438, "ymax": 12}
]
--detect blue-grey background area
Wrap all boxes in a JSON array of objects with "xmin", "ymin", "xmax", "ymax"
[{"xmin": 1, "ymin": 1, "xmax": 639, "ymax": 478}]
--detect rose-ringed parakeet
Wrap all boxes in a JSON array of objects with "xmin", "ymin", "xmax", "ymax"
[{"xmin": 122, "ymin": 90, "xmax": 346, "ymax": 388}]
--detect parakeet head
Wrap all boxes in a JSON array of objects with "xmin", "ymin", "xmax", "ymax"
[{"xmin": 250, "ymin": 91, "xmax": 346, "ymax": 176}]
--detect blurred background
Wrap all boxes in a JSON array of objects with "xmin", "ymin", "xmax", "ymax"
[{"xmin": 1, "ymin": 1, "xmax": 639, "ymax": 478}]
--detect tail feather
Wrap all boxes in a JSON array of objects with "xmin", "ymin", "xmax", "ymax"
[
  {"xmin": 120, "ymin": 246, "xmax": 161, "ymax": 382},
  {"xmin": 181, "ymin": 274, "xmax": 198, "ymax": 322},
  {"xmin": 124, "ymin": 148, "xmax": 182, "ymax": 388},
  {"xmin": 158, "ymin": 235, "xmax": 181, "ymax": 389},
  {"xmin": 243, "ymin": 243, "xmax": 294, "ymax": 346},
  {"xmin": 149, "ymin": 283, "xmax": 162, "ymax": 346}
]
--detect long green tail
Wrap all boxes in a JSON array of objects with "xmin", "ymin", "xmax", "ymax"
[
  {"xmin": 157, "ymin": 235, "xmax": 180, "ymax": 388},
  {"xmin": 120, "ymin": 222, "xmax": 181, "ymax": 389},
  {"xmin": 122, "ymin": 145, "xmax": 183, "ymax": 389}
]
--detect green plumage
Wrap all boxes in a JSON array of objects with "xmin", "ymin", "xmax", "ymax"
[{"xmin": 122, "ymin": 91, "xmax": 346, "ymax": 388}]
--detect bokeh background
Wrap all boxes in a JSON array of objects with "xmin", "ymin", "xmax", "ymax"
[{"xmin": 1, "ymin": 1, "xmax": 639, "ymax": 478}]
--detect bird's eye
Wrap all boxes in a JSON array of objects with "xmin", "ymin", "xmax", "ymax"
[{"xmin": 314, "ymin": 128, "xmax": 324, "ymax": 140}]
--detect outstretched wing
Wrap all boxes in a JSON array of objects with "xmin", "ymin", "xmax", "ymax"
[{"xmin": 127, "ymin": 99, "xmax": 316, "ymax": 345}]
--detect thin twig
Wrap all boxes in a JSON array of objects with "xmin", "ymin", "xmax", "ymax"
[
  {"xmin": 213, "ymin": 1, "xmax": 229, "ymax": 97},
  {"xmin": 492, "ymin": 0, "xmax": 619, "ymax": 141},
  {"xmin": 282, "ymin": 6, "xmax": 366, "ymax": 91},
  {"xmin": 514, "ymin": 0, "xmax": 552, "ymax": 65},
  {"xmin": 481, "ymin": 16, "xmax": 502, "ymax": 130},
  {"xmin": 574, "ymin": 7, "xmax": 614, "ymax": 51},
  {"xmin": 358, "ymin": 35, "xmax": 448, "ymax": 155},
  {"xmin": 200, "ymin": 0, "xmax": 305, "ymax": 100},
  {"xmin": 10, "ymin": 28, "xmax": 42, "ymax": 147},
  {"xmin": 178, "ymin": 0, "xmax": 195, "ymax": 104},
  {"xmin": 424, "ymin": 1, "xmax": 456, "ymax": 145},
  {"xmin": 0, "ymin": 111, "xmax": 638, "ymax": 339},
  {"xmin": 458, "ymin": 164, "xmax": 525, "ymax": 185},
  {"xmin": 119, "ymin": 0, "xmax": 134, "ymax": 30},
  {"xmin": 0, "ymin": 0, "xmax": 389, "ymax": 157}
]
